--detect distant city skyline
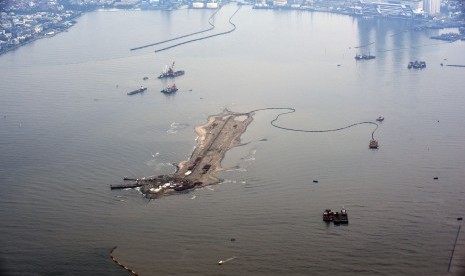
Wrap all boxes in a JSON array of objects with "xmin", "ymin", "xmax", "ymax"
[{"xmin": 423, "ymin": 0, "xmax": 441, "ymax": 15}]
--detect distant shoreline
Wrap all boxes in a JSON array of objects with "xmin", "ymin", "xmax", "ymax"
[
  {"xmin": 1, "ymin": 5, "xmax": 461, "ymax": 57},
  {"xmin": 0, "ymin": 11, "xmax": 83, "ymax": 56}
]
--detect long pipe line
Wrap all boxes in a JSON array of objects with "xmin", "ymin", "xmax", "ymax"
[
  {"xmin": 130, "ymin": 8, "xmax": 221, "ymax": 51},
  {"xmin": 154, "ymin": 6, "xmax": 241, "ymax": 53},
  {"xmin": 251, "ymin": 107, "xmax": 379, "ymax": 140}
]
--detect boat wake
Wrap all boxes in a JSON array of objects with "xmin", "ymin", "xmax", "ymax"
[{"xmin": 219, "ymin": 256, "xmax": 237, "ymax": 265}]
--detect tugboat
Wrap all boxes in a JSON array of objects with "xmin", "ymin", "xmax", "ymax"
[
  {"xmin": 158, "ymin": 61, "xmax": 185, "ymax": 79},
  {"xmin": 355, "ymin": 54, "xmax": 376, "ymax": 60},
  {"xmin": 323, "ymin": 208, "xmax": 349, "ymax": 225},
  {"xmin": 408, "ymin": 61, "xmax": 426, "ymax": 69},
  {"xmin": 127, "ymin": 86, "xmax": 147, "ymax": 95},
  {"xmin": 161, "ymin": 84, "xmax": 178, "ymax": 94},
  {"xmin": 323, "ymin": 209, "xmax": 335, "ymax": 222},
  {"xmin": 369, "ymin": 139, "xmax": 379, "ymax": 149},
  {"xmin": 376, "ymin": 116, "xmax": 384, "ymax": 122},
  {"xmin": 333, "ymin": 211, "xmax": 341, "ymax": 224},
  {"xmin": 340, "ymin": 208, "xmax": 349, "ymax": 224}
]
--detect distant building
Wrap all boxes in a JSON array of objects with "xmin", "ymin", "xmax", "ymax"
[
  {"xmin": 407, "ymin": 0, "xmax": 422, "ymax": 10},
  {"xmin": 362, "ymin": 2, "xmax": 414, "ymax": 17},
  {"xmin": 206, "ymin": 2, "xmax": 219, "ymax": 8},
  {"xmin": 423, "ymin": 0, "xmax": 440, "ymax": 15},
  {"xmin": 273, "ymin": 0, "xmax": 287, "ymax": 7},
  {"xmin": 192, "ymin": 2, "xmax": 205, "ymax": 8}
]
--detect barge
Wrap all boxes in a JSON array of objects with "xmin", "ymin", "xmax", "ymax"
[
  {"xmin": 323, "ymin": 208, "xmax": 348, "ymax": 224},
  {"xmin": 158, "ymin": 61, "xmax": 185, "ymax": 79},
  {"xmin": 127, "ymin": 86, "xmax": 147, "ymax": 95},
  {"xmin": 408, "ymin": 61, "xmax": 426, "ymax": 69}
]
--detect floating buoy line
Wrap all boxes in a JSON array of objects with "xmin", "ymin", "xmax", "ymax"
[{"xmin": 110, "ymin": 246, "xmax": 139, "ymax": 276}]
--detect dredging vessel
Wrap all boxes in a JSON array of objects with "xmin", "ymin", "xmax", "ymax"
[
  {"xmin": 369, "ymin": 139, "xmax": 379, "ymax": 149},
  {"xmin": 161, "ymin": 84, "xmax": 178, "ymax": 94},
  {"xmin": 158, "ymin": 61, "xmax": 185, "ymax": 79}
]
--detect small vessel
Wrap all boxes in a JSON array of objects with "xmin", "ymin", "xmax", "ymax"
[
  {"xmin": 339, "ymin": 208, "xmax": 349, "ymax": 224},
  {"xmin": 143, "ymin": 76, "xmax": 148, "ymax": 80},
  {"xmin": 355, "ymin": 54, "xmax": 376, "ymax": 60},
  {"xmin": 158, "ymin": 61, "xmax": 185, "ymax": 79},
  {"xmin": 127, "ymin": 86, "xmax": 147, "ymax": 95},
  {"xmin": 376, "ymin": 116, "xmax": 384, "ymax": 122},
  {"xmin": 369, "ymin": 139, "xmax": 379, "ymax": 149},
  {"xmin": 323, "ymin": 209, "xmax": 335, "ymax": 222},
  {"xmin": 161, "ymin": 84, "xmax": 178, "ymax": 94},
  {"xmin": 408, "ymin": 61, "xmax": 426, "ymax": 69},
  {"xmin": 333, "ymin": 212, "xmax": 341, "ymax": 224}
]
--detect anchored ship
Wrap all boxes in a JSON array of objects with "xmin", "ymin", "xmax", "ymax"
[
  {"xmin": 323, "ymin": 208, "xmax": 349, "ymax": 224},
  {"xmin": 355, "ymin": 54, "xmax": 376, "ymax": 60},
  {"xmin": 408, "ymin": 61, "xmax": 426, "ymax": 69},
  {"xmin": 127, "ymin": 86, "xmax": 147, "ymax": 95},
  {"xmin": 158, "ymin": 61, "xmax": 185, "ymax": 79},
  {"xmin": 161, "ymin": 84, "xmax": 178, "ymax": 94}
]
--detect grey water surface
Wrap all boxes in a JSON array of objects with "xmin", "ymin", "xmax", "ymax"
[{"xmin": 1, "ymin": 5, "xmax": 465, "ymax": 275}]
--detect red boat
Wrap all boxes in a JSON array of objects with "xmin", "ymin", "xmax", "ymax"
[
  {"xmin": 161, "ymin": 84, "xmax": 178, "ymax": 94},
  {"xmin": 323, "ymin": 209, "xmax": 335, "ymax": 222},
  {"xmin": 369, "ymin": 139, "xmax": 379, "ymax": 149}
]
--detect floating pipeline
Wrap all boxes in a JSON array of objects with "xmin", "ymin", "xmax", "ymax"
[
  {"xmin": 111, "ymin": 108, "xmax": 379, "ymax": 200},
  {"xmin": 129, "ymin": 7, "xmax": 221, "ymax": 51},
  {"xmin": 251, "ymin": 107, "xmax": 379, "ymax": 140},
  {"xmin": 110, "ymin": 246, "xmax": 139, "ymax": 276},
  {"xmin": 154, "ymin": 6, "xmax": 241, "ymax": 53}
]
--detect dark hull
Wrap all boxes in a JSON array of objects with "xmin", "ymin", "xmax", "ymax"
[
  {"xmin": 158, "ymin": 70, "xmax": 185, "ymax": 79},
  {"xmin": 161, "ymin": 88, "xmax": 178, "ymax": 94},
  {"xmin": 355, "ymin": 55, "xmax": 376, "ymax": 60},
  {"xmin": 408, "ymin": 61, "xmax": 426, "ymax": 69},
  {"xmin": 323, "ymin": 209, "xmax": 349, "ymax": 224},
  {"xmin": 127, "ymin": 88, "xmax": 147, "ymax": 95}
]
